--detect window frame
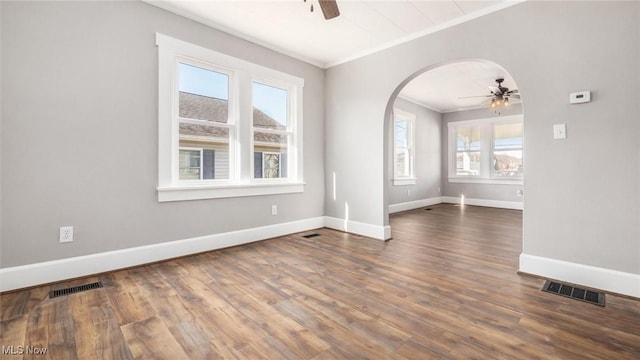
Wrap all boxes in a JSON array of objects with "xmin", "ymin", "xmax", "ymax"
[
  {"xmin": 453, "ymin": 125, "xmax": 483, "ymax": 177},
  {"xmin": 250, "ymin": 78, "xmax": 296, "ymax": 183},
  {"xmin": 447, "ymin": 115, "xmax": 523, "ymax": 185},
  {"xmin": 175, "ymin": 58, "xmax": 235, "ymax": 184},
  {"xmin": 156, "ymin": 33, "xmax": 305, "ymax": 202},
  {"xmin": 491, "ymin": 122, "xmax": 524, "ymax": 178},
  {"xmin": 392, "ymin": 108, "xmax": 416, "ymax": 186}
]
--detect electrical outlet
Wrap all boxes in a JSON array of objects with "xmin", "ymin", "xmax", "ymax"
[
  {"xmin": 271, "ymin": 205, "xmax": 277, "ymax": 216},
  {"xmin": 60, "ymin": 226, "xmax": 73, "ymax": 243}
]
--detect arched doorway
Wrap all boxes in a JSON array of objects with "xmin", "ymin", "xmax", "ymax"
[{"xmin": 383, "ymin": 59, "xmax": 524, "ymax": 238}]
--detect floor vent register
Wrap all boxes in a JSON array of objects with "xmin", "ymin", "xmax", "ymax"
[
  {"xmin": 49, "ymin": 281, "xmax": 104, "ymax": 299},
  {"xmin": 302, "ymin": 233, "xmax": 321, "ymax": 239},
  {"xmin": 542, "ymin": 280, "xmax": 605, "ymax": 306}
]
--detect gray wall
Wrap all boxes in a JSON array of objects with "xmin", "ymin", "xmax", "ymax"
[
  {"xmin": 3, "ymin": 1, "xmax": 639, "ymax": 280},
  {"xmin": 325, "ymin": 1, "xmax": 639, "ymax": 274},
  {"xmin": 441, "ymin": 104, "xmax": 523, "ymax": 203},
  {"xmin": 388, "ymin": 97, "xmax": 441, "ymax": 205},
  {"xmin": 1, "ymin": 1, "xmax": 325, "ymax": 267},
  {"xmin": 0, "ymin": 1, "xmax": 3, "ymax": 269}
]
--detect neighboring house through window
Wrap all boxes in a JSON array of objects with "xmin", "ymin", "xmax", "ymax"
[
  {"xmin": 156, "ymin": 33, "xmax": 304, "ymax": 201},
  {"xmin": 393, "ymin": 109, "xmax": 416, "ymax": 186},
  {"xmin": 448, "ymin": 115, "xmax": 523, "ymax": 184},
  {"xmin": 179, "ymin": 148, "xmax": 216, "ymax": 180}
]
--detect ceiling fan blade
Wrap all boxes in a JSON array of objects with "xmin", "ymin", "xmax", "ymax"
[
  {"xmin": 459, "ymin": 95, "xmax": 493, "ymax": 99},
  {"xmin": 505, "ymin": 89, "xmax": 519, "ymax": 94},
  {"xmin": 319, "ymin": 0, "xmax": 340, "ymax": 20},
  {"xmin": 510, "ymin": 94, "xmax": 521, "ymax": 99},
  {"xmin": 488, "ymin": 85, "xmax": 502, "ymax": 95}
]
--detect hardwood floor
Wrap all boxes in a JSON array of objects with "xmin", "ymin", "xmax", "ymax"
[{"xmin": 2, "ymin": 204, "xmax": 639, "ymax": 359}]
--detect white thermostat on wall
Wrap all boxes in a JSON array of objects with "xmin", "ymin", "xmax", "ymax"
[{"xmin": 569, "ymin": 91, "xmax": 591, "ymax": 104}]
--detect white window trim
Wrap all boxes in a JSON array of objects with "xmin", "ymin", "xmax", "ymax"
[
  {"xmin": 393, "ymin": 108, "xmax": 416, "ymax": 186},
  {"xmin": 393, "ymin": 178, "xmax": 417, "ymax": 186},
  {"xmin": 175, "ymin": 58, "xmax": 237, "ymax": 186},
  {"xmin": 156, "ymin": 33, "xmax": 304, "ymax": 202},
  {"xmin": 448, "ymin": 178, "xmax": 522, "ymax": 185},
  {"xmin": 447, "ymin": 115, "xmax": 523, "ymax": 185}
]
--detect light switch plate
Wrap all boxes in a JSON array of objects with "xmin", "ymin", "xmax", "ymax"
[{"xmin": 553, "ymin": 124, "xmax": 566, "ymax": 139}]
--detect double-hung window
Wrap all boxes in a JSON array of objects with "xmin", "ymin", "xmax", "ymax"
[
  {"xmin": 252, "ymin": 81, "xmax": 291, "ymax": 180},
  {"xmin": 455, "ymin": 126, "xmax": 481, "ymax": 176},
  {"xmin": 492, "ymin": 122, "xmax": 523, "ymax": 177},
  {"xmin": 156, "ymin": 34, "xmax": 304, "ymax": 202},
  {"xmin": 177, "ymin": 61, "xmax": 233, "ymax": 181},
  {"xmin": 393, "ymin": 109, "xmax": 416, "ymax": 186},
  {"xmin": 448, "ymin": 115, "xmax": 523, "ymax": 184}
]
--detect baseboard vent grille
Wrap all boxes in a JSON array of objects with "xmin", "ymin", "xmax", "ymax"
[
  {"xmin": 49, "ymin": 281, "xmax": 103, "ymax": 299},
  {"xmin": 302, "ymin": 233, "xmax": 320, "ymax": 239},
  {"xmin": 542, "ymin": 280, "xmax": 605, "ymax": 306}
]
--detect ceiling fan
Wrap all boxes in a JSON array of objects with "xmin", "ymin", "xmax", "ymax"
[
  {"xmin": 460, "ymin": 78, "xmax": 520, "ymax": 109},
  {"xmin": 305, "ymin": 0, "xmax": 340, "ymax": 20}
]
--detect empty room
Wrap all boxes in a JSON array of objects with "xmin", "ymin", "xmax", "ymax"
[{"xmin": 1, "ymin": 0, "xmax": 639, "ymax": 359}]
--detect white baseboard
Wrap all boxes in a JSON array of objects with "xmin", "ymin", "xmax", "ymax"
[
  {"xmin": 0, "ymin": 215, "xmax": 395, "ymax": 292},
  {"xmin": 519, "ymin": 253, "xmax": 640, "ymax": 298},
  {"xmin": 0, "ymin": 217, "xmax": 325, "ymax": 292},
  {"xmin": 442, "ymin": 196, "xmax": 523, "ymax": 210},
  {"xmin": 388, "ymin": 197, "xmax": 443, "ymax": 214},
  {"xmin": 324, "ymin": 216, "xmax": 391, "ymax": 241}
]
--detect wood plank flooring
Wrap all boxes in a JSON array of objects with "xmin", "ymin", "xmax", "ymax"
[{"xmin": 2, "ymin": 204, "xmax": 639, "ymax": 359}]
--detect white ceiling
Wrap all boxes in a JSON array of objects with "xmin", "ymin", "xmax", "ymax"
[
  {"xmin": 149, "ymin": 0, "xmax": 523, "ymax": 68},
  {"xmin": 148, "ymin": 0, "xmax": 525, "ymax": 112}
]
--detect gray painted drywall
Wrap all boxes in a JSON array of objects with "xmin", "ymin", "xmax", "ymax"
[
  {"xmin": 388, "ymin": 97, "xmax": 441, "ymax": 205},
  {"xmin": 441, "ymin": 104, "xmax": 523, "ymax": 203},
  {"xmin": 0, "ymin": 2, "xmax": 3, "ymax": 270},
  {"xmin": 1, "ymin": 1, "xmax": 325, "ymax": 267},
  {"xmin": 325, "ymin": 1, "xmax": 639, "ymax": 274}
]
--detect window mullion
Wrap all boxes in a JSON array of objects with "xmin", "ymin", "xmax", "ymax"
[
  {"xmin": 236, "ymin": 71, "xmax": 252, "ymax": 184},
  {"xmin": 482, "ymin": 124, "xmax": 492, "ymax": 178},
  {"xmin": 178, "ymin": 117, "xmax": 235, "ymax": 129},
  {"xmin": 409, "ymin": 119, "xmax": 414, "ymax": 178},
  {"xmin": 253, "ymin": 128, "xmax": 288, "ymax": 135},
  {"xmin": 448, "ymin": 123, "xmax": 455, "ymax": 178},
  {"xmin": 199, "ymin": 149, "xmax": 204, "ymax": 180}
]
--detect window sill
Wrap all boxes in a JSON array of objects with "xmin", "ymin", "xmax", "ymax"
[
  {"xmin": 157, "ymin": 182, "xmax": 305, "ymax": 202},
  {"xmin": 393, "ymin": 178, "xmax": 417, "ymax": 186},
  {"xmin": 448, "ymin": 177, "xmax": 522, "ymax": 186}
]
